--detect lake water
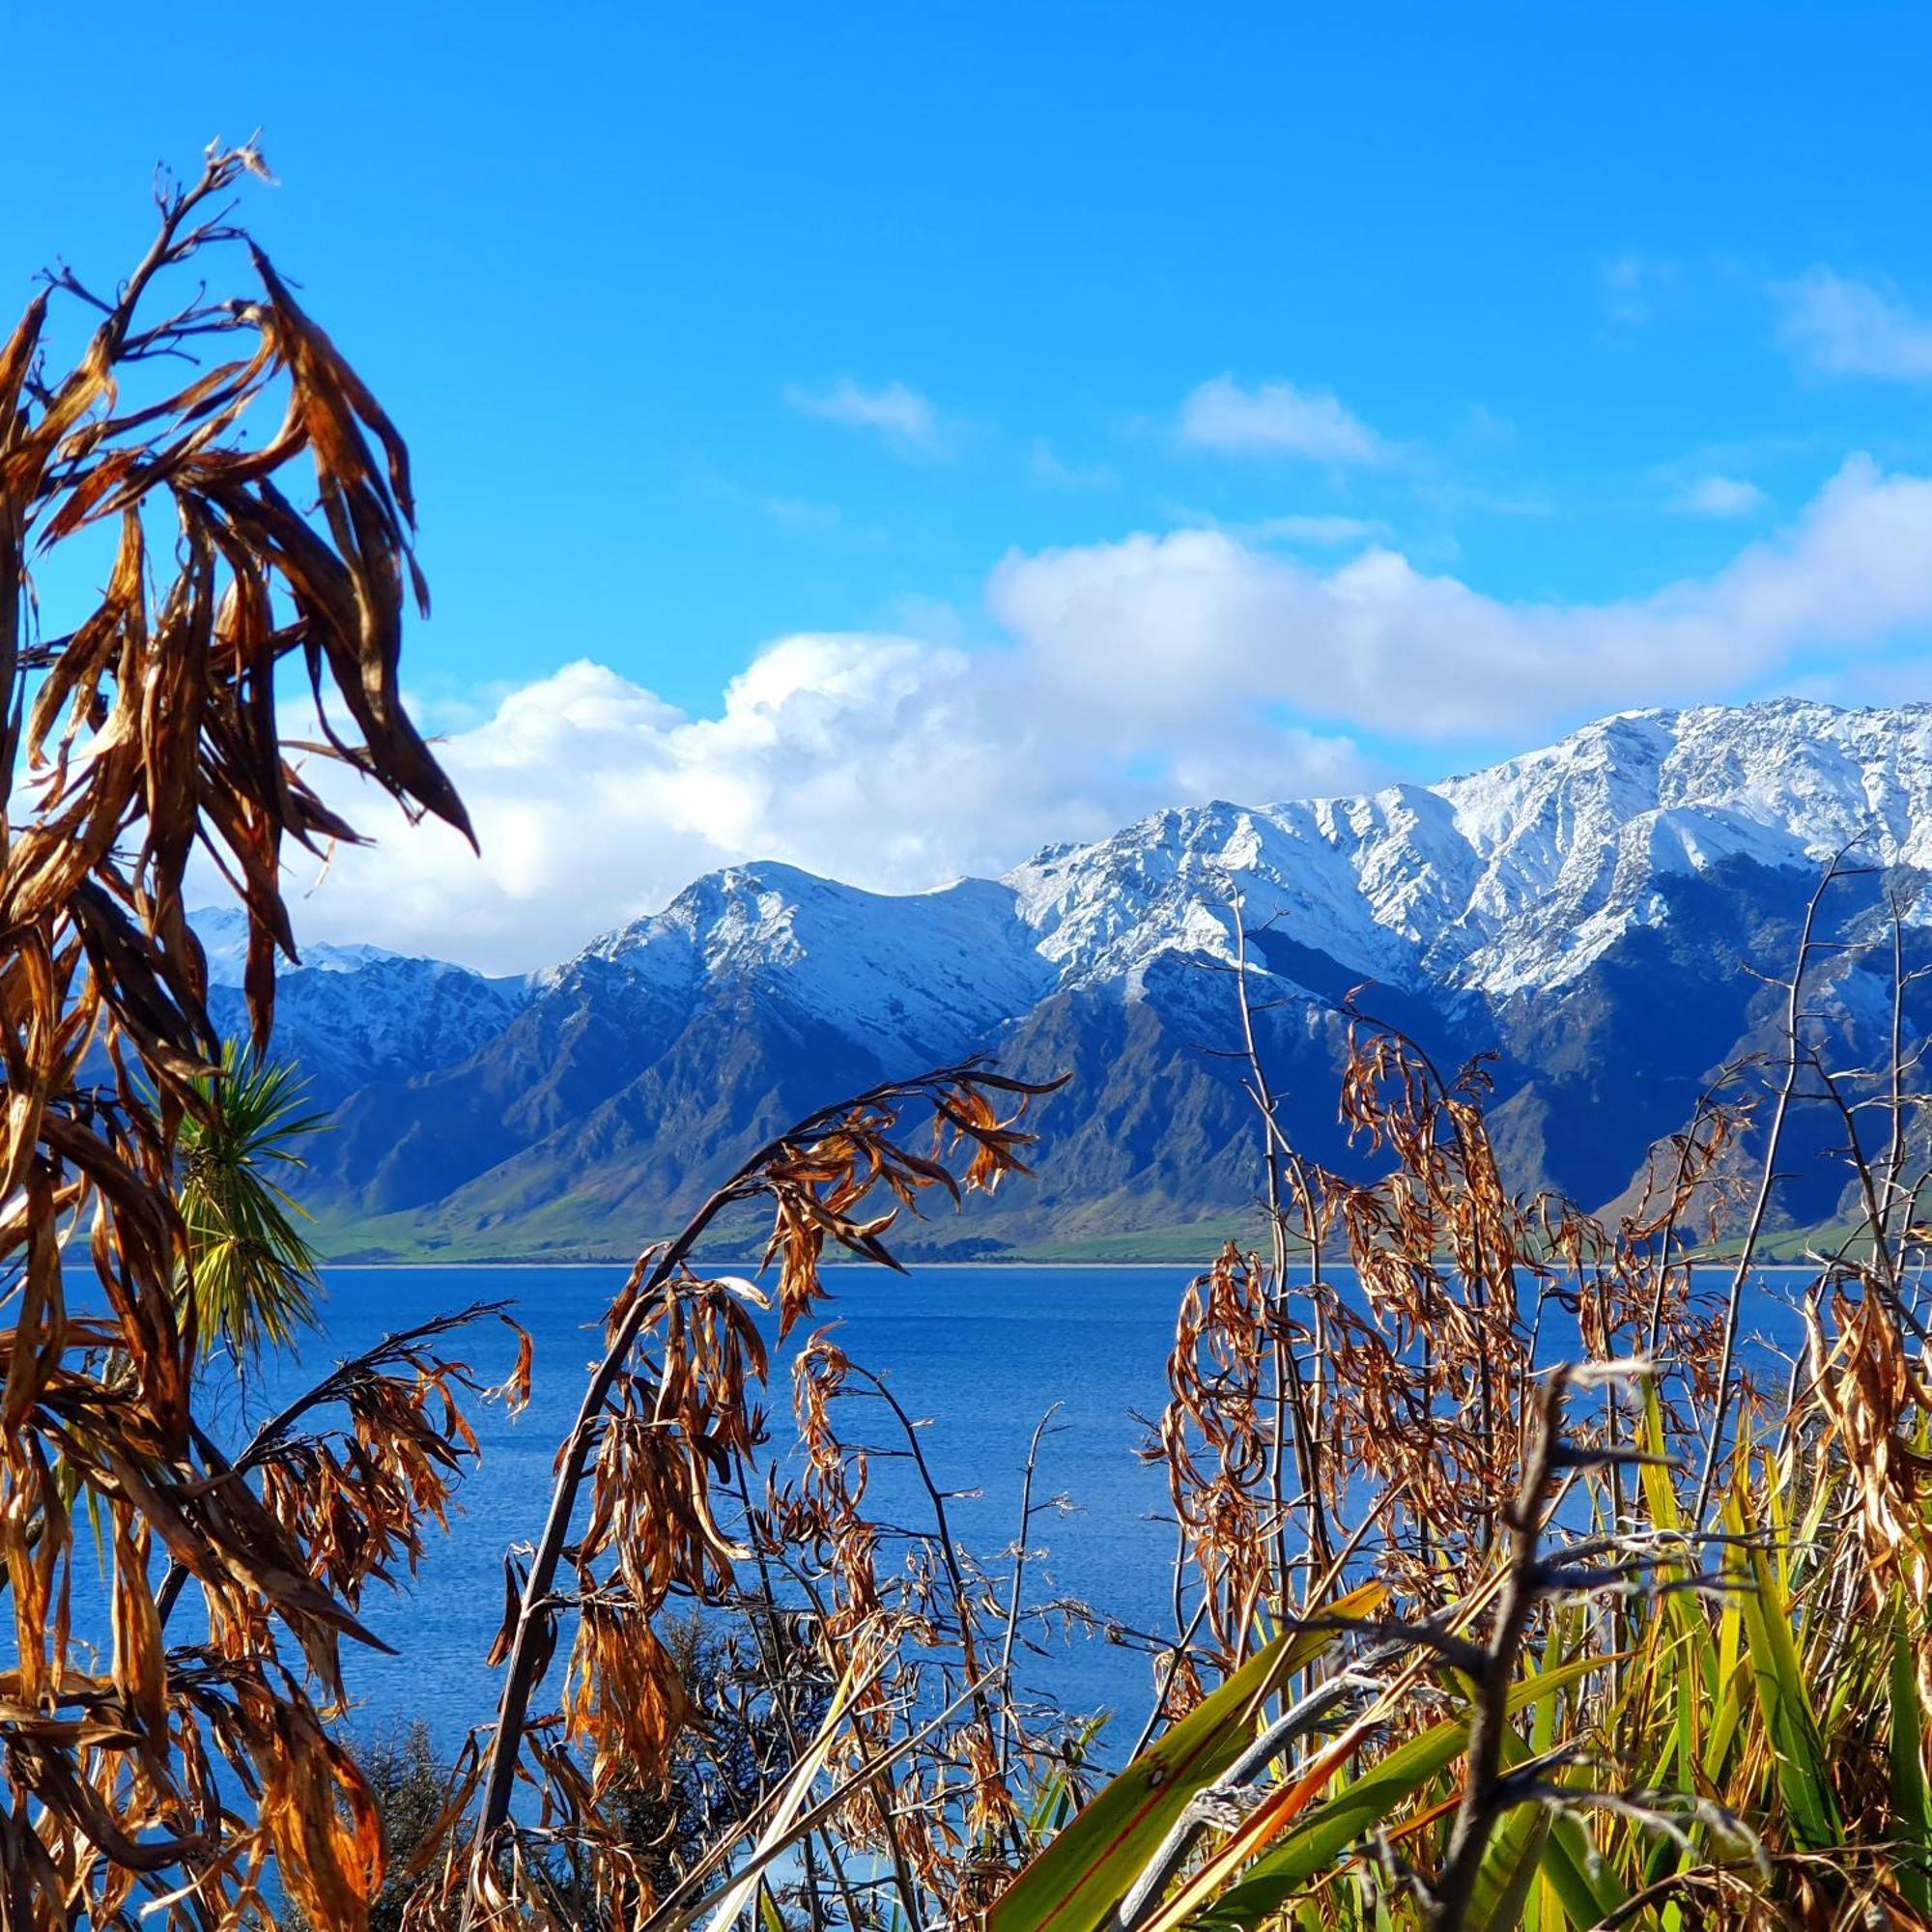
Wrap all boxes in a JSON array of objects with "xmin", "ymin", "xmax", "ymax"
[
  {"xmin": 165, "ymin": 1261, "xmax": 1820, "ymax": 1766},
  {"xmin": 225, "ymin": 1264, "xmax": 1193, "ymax": 1760}
]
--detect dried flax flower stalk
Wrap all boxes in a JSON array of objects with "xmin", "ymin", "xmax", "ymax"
[
  {"xmin": 453, "ymin": 1064, "xmax": 1065, "ymax": 1928},
  {"xmin": 0, "ymin": 146, "xmax": 526, "ymax": 1929}
]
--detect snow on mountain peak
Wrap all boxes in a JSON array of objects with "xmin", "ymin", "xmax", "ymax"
[
  {"xmin": 225, "ymin": 701, "xmax": 1932, "ymax": 1083},
  {"xmin": 186, "ymin": 906, "xmax": 527, "ymax": 1094},
  {"xmin": 1008, "ymin": 699, "xmax": 1932, "ymax": 1002},
  {"xmin": 563, "ymin": 861, "xmax": 1055, "ymax": 1066},
  {"xmin": 551, "ymin": 700, "xmax": 1932, "ymax": 1032},
  {"xmin": 189, "ymin": 904, "xmax": 400, "ymax": 987}
]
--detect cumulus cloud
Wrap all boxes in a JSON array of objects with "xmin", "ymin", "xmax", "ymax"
[
  {"xmin": 1775, "ymin": 269, "xmax": 1932, "ymax": 382},
  {"xmin": 1667, "ymin": 474, "xmax": 1768, "ymax": 520},
  {"xmin": 295, "ymin": 640, "xmax": 1371, "ymax": 973},
  {"xmin": 1178, "ymin": 376, "xmax": 1389, "ymax": 463},
  {"xmin": 290, "ymin": 456, "xmax": 1932, "ymax": 972},
  {"xmin": 783, "ymin": 378, "xmax": 950, "ymax": 453},
  {"xmin": 993, "ymin": 455, "xmax": 1932, "ymax": 738}
]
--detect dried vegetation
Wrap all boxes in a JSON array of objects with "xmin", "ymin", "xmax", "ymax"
[{"xmin": 9, "ymin": 156, "xmax": 1932, "ymax": 1932}]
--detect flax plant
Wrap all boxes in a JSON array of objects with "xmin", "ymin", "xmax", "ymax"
[
  {"xmin": 0, "ymin": 149, "xmax": 529, "ymax": 1927},
  {"xmin": 991, "ymin": 873, "xmax": 1932, "ymax": 1932},
  {"xmin": 19, "ymin": 150, "xmax": 1932, "ymax": 1932}
]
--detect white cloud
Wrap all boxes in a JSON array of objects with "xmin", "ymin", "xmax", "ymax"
[
  {"xmin": 291, "ymin": 457, "xmax": 1932, "ymax": 972},
  {"xmin": 1667, "ymin": 474, "xmax": 1769, "ymax": 520},
  {"xmin": 1775, "ymin": 268, "xmax": 1932, "ymax": 382},
  {"xmin": 992, "ymin": 456, "xmax": 1932, "ymax": 740},
  {"xmin": 295, "ymin": 641, "xmax": 1371, "ymax": 973},
  {"xmin": 1178, "ymin": 375, "xmax": 1388, "ymax": 464},
  {"xmin": 1780, "ymin": 652, "xmax": 1932, "ymax": 709},
  {"xmin": 783, "ymin": 378, "xmax": 950, "ymax": 453}
]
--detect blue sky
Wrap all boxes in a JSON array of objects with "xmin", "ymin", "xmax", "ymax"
[{"xmin": 10, "ymin": 3, "xmax": 1932, "ymax": 966}]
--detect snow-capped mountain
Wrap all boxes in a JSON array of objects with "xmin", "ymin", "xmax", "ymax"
[
  {"xmin": 1010, "ymin": 699, "xmax": 1932, "ymax": 1002},
  {"xmin": 557, "ymin": 867, "xmax": 1057, "ymax": 1071},
  {"xmin": 191, "ymin": 908, "xmax": 529, "ymax": 1098},
  {"xmin": 227, "ymin": 699, "xmax": 1932, "ymax": 1260},
  {"xmin": 191, "ymin": 905, "xmax": 400, "ymax": 986}
]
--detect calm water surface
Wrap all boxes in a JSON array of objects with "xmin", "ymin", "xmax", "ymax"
[
  {"xmin": 171, "ymin": 1261, "xmax": 1816, "ymax": 1760},
  {"xmin": 239, "ymin": 1264, "xmax": 1189, "ymax": 1756}
]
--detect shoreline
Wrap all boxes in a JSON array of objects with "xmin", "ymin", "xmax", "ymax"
[
  {"xmin": 311, "ymin": 1257, "xmax": 1198, "ymax": 1271},
  {"xmin": 307, "ymin": 1254, "xmax": 1824, "ymax": 1273}
]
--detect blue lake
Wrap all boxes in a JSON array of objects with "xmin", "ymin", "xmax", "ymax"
[
  {"xmin": 160, "ymin": 1261, "xmax": 1818, "ymax": 1767},
  {"xmin": 220, "ymin": 1264, "xmax": 1192, "ymax": 1760}
]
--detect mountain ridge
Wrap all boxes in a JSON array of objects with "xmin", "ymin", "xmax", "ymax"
[{"xmin": 204, "ymin": 697, "xmax": 1932, "ymax": 1262}]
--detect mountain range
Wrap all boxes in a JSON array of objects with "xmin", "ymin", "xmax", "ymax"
[{"xmin": 204, "ymin": 698, "xmax": 1932, "ymax": 1262}]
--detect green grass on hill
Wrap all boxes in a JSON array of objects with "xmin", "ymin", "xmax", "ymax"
[{"xmin": 309, "ymin": 1207, "xmax": 1255, "ymax": 1267}]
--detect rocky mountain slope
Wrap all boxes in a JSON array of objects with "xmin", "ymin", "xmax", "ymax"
[
  {"xmin": 215, "ymin": 698, "xmax": 1932, "ymax": 1261},
  {"xmin": 197, "ymin": 907, "xmax": 526, "ymax": 1101}
]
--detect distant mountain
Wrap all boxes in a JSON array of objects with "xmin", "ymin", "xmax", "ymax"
[
  {"xmin": 193, "ymin": 907, "xmax": 527, "ymax": 1102},
  {"xmin": 220, "ymin": 699, "xmax": 1932, "ymax": 1262}
]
